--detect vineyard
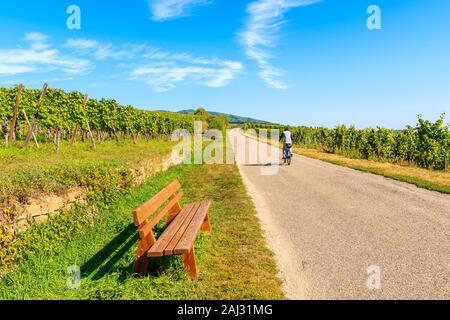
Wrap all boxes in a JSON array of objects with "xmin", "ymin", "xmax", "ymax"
[
  {"xmin": 0, "ymin": 84, "xmax": 197, "ymax": 149},
  {"xmin": 244, "ymin": 115, "xmax": 450, "ymax": 171}
]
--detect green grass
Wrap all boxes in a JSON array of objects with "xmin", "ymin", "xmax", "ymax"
[
  {"xmin": 330, "ymin": 160, "xmax": 450, "ymax": 194},
  {"xmin": 0, "ymin": 164, "xmax": 284, "ymax": 300},
  {"xmin": 0, "ymin": 139, "xmax": 176, "ymax": 173}
]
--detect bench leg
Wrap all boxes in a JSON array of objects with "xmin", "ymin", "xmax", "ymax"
[
  {"xmin": 133, "ymin": 233, "xmax": 156, "ymax": 277},
  {"xmin": 134, "ymin": 255, "xmax": 149, "ymax": 276},
  {"xmin": 201, "ymin": 213, "xmax": 212, "ymax": 233},
  {"xmin": 182, "ymin": 246, "xmax": 199, "ymax": 280}
]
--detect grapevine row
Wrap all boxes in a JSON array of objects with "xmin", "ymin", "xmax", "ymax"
[
  {"xmin": 244, "ymin": 115, "xmax": 449, "ymax": 171},
  {"xmin": 0, "ymin": 84, "xmax": 197, "ymax": 146}
]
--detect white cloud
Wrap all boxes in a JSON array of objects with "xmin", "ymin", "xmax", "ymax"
[
  {"xmin": 131, "ymin": 60, "xmax": 243, "ymax": 92},
  {"xmin": 0, "ymin": 64, "xmax": 34, "ymax": 75},
  {"xmin": 1, "ymin": 32, "xmax": 242, "ymax": 92},
  {"xmin": 0, "ymin": 32, "xmax": 90, "ymax": 76},
  {"xmin": 149, "ymin": 0, "xmax": 211, "ymax": 21},
  {"xmin": 24, "ymin": 32, "xmax": 51, "ymax": 50},
  {"xmin": 65, "ymin": 38, "xmax": 99, "ymax": 50},
  {"xmin": 65, "ymin": 37, "xmax": 243, "ymax": 91},
  {"xmin": 239, "ymin": 0, "xmax": 320, "ymax": 89},
  {"xmin": 65, "ymin": 38, "xmax": 130, "ymax": 60}
]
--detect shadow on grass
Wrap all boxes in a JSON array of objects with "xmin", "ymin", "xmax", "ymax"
[
  {"xmin": 81, "ymin": 223, "xmax": 179, "ymax": 282},
  {"xmin": 81, "ymin": 224, "xmax": 137, "ymax": 281}
]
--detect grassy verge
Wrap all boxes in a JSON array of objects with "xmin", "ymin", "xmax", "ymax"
[
  {"xmin": 296, "ymin": 148, "xmax": 450, "ymax": 194},
  {"xmin": 0, "ymin": 164, "xmax": 284, "ymax": 300}
]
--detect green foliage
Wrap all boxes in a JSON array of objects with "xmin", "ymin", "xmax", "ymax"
[
  {"xmin": 208, "ymin": 115, "xmax": 229, "ymax": 130},
  {"xmin": 0, "ymin": 160, "xmax": 129, "ymax": 206},
  {"xmin": 245, "ymin": 114, "xmax": 450, "ymax": 171},
  {"xmin": 194, "ymin": 107, "xmax": 210, "ymax": 118},
  {"xmin": 0, "ymin": 204, "xmax": 94, "ymax": 268},
  {"xmin": 0, "ymin": 85, "xmax": 196, "ymax": 143},
  {"xmin": 0, "ymin": 161, "xmax": 134, "ymax": 268}
]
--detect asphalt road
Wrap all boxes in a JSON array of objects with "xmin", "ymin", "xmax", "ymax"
[{"xmin": 228, "ymin": 129, "xmax": 450, "ymax": 300}]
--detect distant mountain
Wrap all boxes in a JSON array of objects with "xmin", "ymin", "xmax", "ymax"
[{"xmin": 176, "ymin": 109, "xmax": 274, "ymax": 125}]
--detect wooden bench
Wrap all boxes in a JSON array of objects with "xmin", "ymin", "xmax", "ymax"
[{"xmin": 132, "ymin": 180, "xmax": 211, "ymax": 279}]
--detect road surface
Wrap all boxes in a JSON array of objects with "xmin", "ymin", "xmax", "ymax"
[{"xmin": 228, "ymin": 129, "xmax": 450, "ymax": 300}]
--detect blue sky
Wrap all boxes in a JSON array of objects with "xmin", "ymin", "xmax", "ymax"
[{"xmin": 0, "ymin": 0, "xmax": 449, "ymax": 128}]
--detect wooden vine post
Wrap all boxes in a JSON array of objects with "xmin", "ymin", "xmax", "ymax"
[
  {"xmin": 22, "ymin": 109, "xmax": 39, "ymax": 148},
  {"xmin": 70, "ymin": 123, "xmax": 79, "ymax": 145},
  {"xmin": 127, "ymin": 108, "xmax": 137, "ymax": 144},
  {"xmin": 131, "ymin": 130, "xmax": 137, "ymax": 144},
  {"xmin": 82, "ymin": 94, "xmax": 96, "ymax": 151},
  {"xmin": 24, "ymin": 83, "xmax": 48, "ymax": 148},
  {"xmin": 112, "ymin": 103, "xmax": 120, "ymax": 143},
  {"xmin": 56, "ymin": 126, "xmax": 62, "ymax": 151},
  {"xmin": 9, "ymin": 84, "xmax": 24, "ymax": 145}
]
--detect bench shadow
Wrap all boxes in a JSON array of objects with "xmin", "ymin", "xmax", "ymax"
[
  {"xmin": 81, "ymin": 223, "xmax": 181, "ymax": 282},
  {"xmin": 81, "ymin": 224, "xmax": 138, "ymax": 282}
]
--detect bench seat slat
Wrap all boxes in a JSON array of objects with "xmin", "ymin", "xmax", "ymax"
[
  {"xmin": 147, "ymin": 203, "xmax": 199, "ymax": 258},
  {"xmin": 174, "ymin": 202, "xmax": 211, "ymax": 255},
  {"xmin": 164, "ymin": 202, "xmax": 203, "ymax": 256}
]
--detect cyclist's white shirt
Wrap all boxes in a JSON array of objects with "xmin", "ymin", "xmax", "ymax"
[{"xmin": 282, "ymin": 131, "xmax": 292, "ymax": 144}]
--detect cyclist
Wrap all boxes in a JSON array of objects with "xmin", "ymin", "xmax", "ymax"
[{"xmin": 279, "ymin": 127, "xmax": 293, "ymax": 163}]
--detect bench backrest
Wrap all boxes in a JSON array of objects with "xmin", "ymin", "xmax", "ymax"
[{"xmin": 133, "ymin": 180, "xmax": 184, "ymax": 239}]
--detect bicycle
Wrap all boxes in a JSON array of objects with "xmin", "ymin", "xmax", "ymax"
[{"xmin": 283, "ymin": 144, "xmax": 293, "ymax": 166}]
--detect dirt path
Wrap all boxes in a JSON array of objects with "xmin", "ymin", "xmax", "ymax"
[{"xmin": 228, "ymin": 129, "xmax": 450, "ymax": 300}]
